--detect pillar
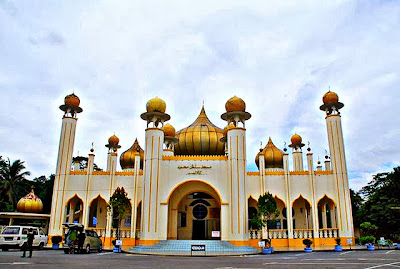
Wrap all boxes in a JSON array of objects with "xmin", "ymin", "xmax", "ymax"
[
  {"xmin": 82, "ymin": 152, "xmax": 94, "ymax": 228},
  {"xmin": 307, "ymin": 152, "xmax": 319, "ymax": 239},
  {"xmin": 131, "ymin": 154, "xmax": 141, "ymax": 240},
  {"xmin": 293, "ymin": 151, "xmax": 303, "ymax": 171},
  {"xmin": 283, "ymin": 153, "xmax": 293, "ymax": 239}
]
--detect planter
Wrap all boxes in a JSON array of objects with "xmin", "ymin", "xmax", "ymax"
[
  {"xmin": 52, "ymin": 243, "xmax": 59, "ymax": 249},
  {"xmin": 113, "ymin": 246, "xmax": 122, "ymax": 253},
  {"xmin": 334, "ymin": 245, "xmax": 342, "ymax": 252},
  {"xmin": 262, "ymin": 247, "xmax": 273, "ymax": 254},
  {"xmin": 304, "ymin": 247, "xmax": 312, "ymax": 253},
  {"xmin": 367, "ymin": 245, "xmax": 375, "ymax": 251}
]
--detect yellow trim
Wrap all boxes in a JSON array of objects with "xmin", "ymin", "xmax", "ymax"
[
  {"xmin": 69, "ymin": 170, "xmax": 87, "ymax": 175},
  {"xmin": 160, "ymin": 202, "xmax": 168, "ymax": 205},
  {"xmin": 265, "ymin": 171, "xmax": 285, "ymax": 175},
  {"xmin": 230, "ymin": 138, "xmax": 233, "ymax": 234},
  {"xmin": 65, "ymin": 193, "xmax": 84, "ymax": 207},
  {"xmin": 229, "ymin": 127, "xmax": 246, "ymax": 131},
  {"xmin": 155, "ymin": 136, "xmax": 160, "ymax": 233},
  {"xmin": 88, "ymin": 194, "xmax": 107, "ymax": 206},
  {"xmin": 136, "ymin": 239, "xmax": 159, "ymax": 246},
  {"xmin": 289, "ymin": 171, "xmax": 309, "ymax": 175},
  {"xmin": 148, "ymin": 136, "xmax": 154, "ymax": 233},
  {"xmin": 273, "ymin": 194, "xmax": 287, "ymax": 207},
  {"xmin": 145, "ymin": 127, "xmax": 162, "ymax": 131},
  {"xmin": 247, "ymin": 171, "xmax": 260, "ymax": 175},
  {"xmin": 221, "ymin": 202, "xmax": 229, "ymax": 205},
  {"xmin": 291, "ymin": 194, "xmax": 312, "ymax": 208},
  {"xmin": 229, "ymin": 240, "xmax": 249, "ymax": 246},
  {"xmin": 325, "ymin": 114, "xmax": 340, "ymax": 119},
  {"xmin": 162, "ymin": 155, "xmax": 228, "ymax": 160},
  {"xmin": 317, "ymin": 194, "xmax": 337, "ymax": 207},
  {"xmin": 163, "ymin": 149, "xmax": 174, "ymax": 152},
  {"xmin": 115, "ymin": 171, "xmax": 135, "ymax": 176},
  {"xmin": 336, "ymin": 120, "xmax": 349, "ymax": 231},
  {"xmin": 314, "ymin": 170, "xmax": 333, "ymax": 175},
  {"xmin": 92, "ymin": 171, "xmax": 111, "ymax": 175}
]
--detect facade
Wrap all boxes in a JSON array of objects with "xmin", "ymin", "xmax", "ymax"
[{"xmin": 48, "ymin": 92, "xmax": 354, "ymax": 250}]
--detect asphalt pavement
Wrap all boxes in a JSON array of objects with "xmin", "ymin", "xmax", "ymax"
[{"xmin": 0, "ymin": 248, "xmax": 399, "ymax": 268}]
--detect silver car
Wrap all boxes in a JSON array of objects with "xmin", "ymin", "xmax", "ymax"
[{"xmin": 62, "ymin": 224, "xmax": 102, "ymax": 254}]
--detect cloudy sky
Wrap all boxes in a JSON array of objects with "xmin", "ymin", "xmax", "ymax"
[{"xmin": 0, "ymin": 0, "xmax": 399, "ymax": 191}]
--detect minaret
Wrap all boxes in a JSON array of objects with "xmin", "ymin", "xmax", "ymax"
[
  {"xmin": 162, "ymin": 123, "xmax": 178, "ymax": 156},
  {"xmin": 105, "ymin": 134, "xmax": 121, "ymax": 172},
  {"xmin": 49, "ymin": 93, "xmax": 82, "ymax": 236},
  {"xmin": 289, "ymin": 134, "xmax": 305, "ymax": 171},
  {"xmin": 320, "ymin": 90, "xmax": 353, "ymax": 238},
  {"xmin": 140, "ymin": 97, "xmax": 170, "ymax": 243},
  {"xmin": 221, "ymin": 96, "xmax": 251, "ymax": 244}
]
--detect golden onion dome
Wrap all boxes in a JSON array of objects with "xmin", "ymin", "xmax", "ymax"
[
  {"xmin": 64, "ymin": 93, "xmax": 80, "ymax": 107},
  {"xmin": 174, "ymin": 106, "xmax": 225, "ymax": 155},
  {"xmin": 163, "ymin": 123, "xmax": 175, "ymax": 137},
  {"xmin": 255, "ymin": 138, "xmax": 284, "ymax": 169},
  {"xmin": 120, "ymin": 139, "xmax": 144, "ymax": 169},
  {"xmin": 146, "ymin": 96, "xmax": 166, "ymax": 113},
  {"xmin": 108, "ymin": 134, "xmax": 119, "ymax": 145},
  {"xmin": 322, "ymin": 91, "xmax": 339, "ymax": 105},
  {"xmin": 223, "ymin": 122, "xmax": 235, "ymax": 137},
  {"xmin": 225, "ymin": 96, "xmax": 246, "ymax": 112},
  {"xmin": 291, "ymin": 133, "xmax": 302, "ymax": 146},
  {"xmin": 17, "ymin": 187, "xmax": 43, "ymax": 213}
]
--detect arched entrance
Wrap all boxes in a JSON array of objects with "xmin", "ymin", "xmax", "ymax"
[
  {"xmin": 65, "ymin": 195, "xmax": 84, "ymax": 224},
  {"xmin": 88, "ymin": 195, "xmax": 107, "ymax": 229},
  {"xmin": 167, "ymin": 181, "xmax": 221, "ymax": 240}
]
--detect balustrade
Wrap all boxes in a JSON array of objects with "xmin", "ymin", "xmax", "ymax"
[
  {"xmin": 318, "ymin": 228, "xmax": 338, "ymax": 238},
  {"xmin": 293, "ymin": 229, "xmax": 313, "ymax": 239},
  {"xmin": 249, "ymin": 230, "xmax": 261, "ymax": 239},
  {"xmin": 268, "ymin": 229, "xmax": 288, "ymax": 239},
  {"xmin": 111, "ymin": 228, "xmax": 131, "ymax": 238},
  {"xmin": 88, "ymin": 227, "xmax": 106, "ymax": 237}
]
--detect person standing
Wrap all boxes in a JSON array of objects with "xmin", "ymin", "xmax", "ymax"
[{"xmin": 21, "ymin": 228, "xmax": 34, "ymax": 258}]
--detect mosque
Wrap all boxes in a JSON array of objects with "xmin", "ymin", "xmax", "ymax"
[{"xmin": 48, "ymin": 91, "xmax": 354, "ymax": 252}]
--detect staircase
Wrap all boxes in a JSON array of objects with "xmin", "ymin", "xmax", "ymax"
[{"xmin": 128, "ymin": 240, "xmax": 259, "ymax": 256}]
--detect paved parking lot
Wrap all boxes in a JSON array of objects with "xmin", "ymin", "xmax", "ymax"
[{"xmin": 0, "ymin": 249, "xmax": 399, "ymax": 268}]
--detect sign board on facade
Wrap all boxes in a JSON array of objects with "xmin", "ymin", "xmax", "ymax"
[
  {"xmin": 258, "ymin": 241, "xmax": 265, "ymax": 248},
  {"xmin": 346, "ymin": 238, "xmax": 352, "ymax": 245},
  {"xmin": 191, "ymin": 245, "xmax": 206, "ymax": 251},
  {"xmin": 115, "ymin": 240, "xmax": 122, "ymax": 246},
  {"xmin": 212, "ymin": 231, "xmax": 220, "ymax": 238}
]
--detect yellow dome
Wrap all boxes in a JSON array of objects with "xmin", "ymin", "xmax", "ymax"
[
  {"xmin": 323, "ymin": 91, "xmax": 339, "ymax": 104},
  {"xmin": 108, "ymin": 135, "xmax": 119, "ymax": 145},
  {"xmin": 17, "ymin": 188, "xmax": 43, "ymax": 213},
  {"xmin": 120, "ymin": 139, "xmax": 144, "ymax": 169},
  {"xmin": 225, "ymin": 96, "xmax": 246, "ymax": 112},
  {"xmin": 223, "ymin": 122, "xmax": 235, "ymax": 137},
  {"xmin": 64, "ymin": 93, "xmax": 80, "ymax": 107},
  {"xmin": 146, "ymin": 96, "xmax": 166, "ymax": 113},
  {"xmin": 174, "ymin": 106, "xmax": 225, "ymax": 155},
  {"xmin": 255, "ymin": 138, "xmax": 284, "ymax": 169},
  {"xmin": 163, "ymin": 123, "xmax": 175, "ymax": 137},
  {"xmin": 291, "ymin": 134, "xmax": 302, "ymax": 145}
]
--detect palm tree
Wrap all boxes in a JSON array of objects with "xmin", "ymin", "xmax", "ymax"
[{"xmin": 0, "ymin": 158, "xmax": 31, "ymax": 210}]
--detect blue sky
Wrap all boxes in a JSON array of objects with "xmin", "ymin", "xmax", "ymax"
[{"xmin": 0, "ymin": 0, "xmax": 399, "ymax": 190}]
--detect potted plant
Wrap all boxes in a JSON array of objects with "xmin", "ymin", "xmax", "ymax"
[
  {"xmin": 303, "ymin": 239, "xmax": 313, "ymax": 253},
  {"xmin": 251, "ymin": 192, "xmax": 279, "ymax": 255},
  {"xmin": 334, "ymin": 238, "xmax": 342, "ymax": 252},
  {"xmin": 51, "ymin": 236, "xmax": 63, "ymax": 249},
  {"xmin": 360, "ymin": 222, "xmax": 378, "ymax": 251},
  {"xmin": 360, "ymin": 236, "xmax": 376, "ymax": 251}
]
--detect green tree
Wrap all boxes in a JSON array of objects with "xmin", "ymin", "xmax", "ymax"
[
  {"xmin": 32, "ymin": 174, "xmax": 54, "ymax": 213},
  {"xmin": 0, "ymin": 158, "xmax": 31, "ymax": 211},
  {"xmin": 359, "ymin": 167, "xmax": 400, "ymax": 239},
  {"xmin": 107, "ymin": 187, "xmax": 131, "ymax": 240},
  {"xmin": 251, "ymin": 192, "xmax": 279, "ymax": 246},
  {"xmin": 350, "ymin": 189, "xmax": 363, "ymax": 228}
]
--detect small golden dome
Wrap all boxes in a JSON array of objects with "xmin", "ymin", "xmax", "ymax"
[
  {"xmin": 223, "ymin": 122, "xmax": 235, "ymax": 137},
  {"xmin": 323, "ymin": 91, "xmax": 339, "ymax": 104},
  {"xmin": 291, "ymin": 134, "xmax": 302, "ymax": 145},
  {"xmin": 108, "ymin": 135, "xmax": 119, "ymax": 145},
  {"xmin": 146, "ymin": 96, "xmax": 166, "ymax": 113},
  {"xmin": 175, "ymin": 106, "xmax": 225, "ymax": 155},
  {"xmin": 17, "ymin": 188, "xmax": 43, "ymax": 213},
  {"xmin": 64, "ymin": 93, "xmax": 80, "ymax": 107},
  {"xmin": 120, "ymin": 139, "xmax": 144, "ymax": 170},
  {"xmin": 255, "ymin": 138, "xmax": 284, "ymax": 169},
  {"xmin": 163, "ymin": 123, "xmax": 175, "ymax": 137},
  {"xmin": 225, "ymin": 96, "xmax": 246, "ymax": 112}
]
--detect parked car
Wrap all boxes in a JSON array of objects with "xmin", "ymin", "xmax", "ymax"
[
  {"xmin": 62, "ymin": 223, "xmax": 102, "ymax": 254},
  {"xmin": 0, "ymin": 226, "xmax": 48, "ymax": 251}
]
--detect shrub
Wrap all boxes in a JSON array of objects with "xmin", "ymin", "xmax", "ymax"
[
  {"xmin": 302, "ymin": 239, "xmax": 313, "ymax": 248},
  {"xmin": 335, "ymin": 238, "xmax": 341, "ymax": 246},
  {"xmin": 360, "ymin": 222, "xmax": 378, "ymax": 237},
  {"xmin": 51, "ymin": 236, "xmax": 63, "ymax": 244},
  {"xmin": 359, "ymin": 236, "xmax": 376, "ymax": 245}
]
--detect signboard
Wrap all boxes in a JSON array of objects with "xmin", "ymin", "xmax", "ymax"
[
  {"xmin": 346, "ymin": 238, "xmax": 352, "ymax": 245},
  {"xmin": 212, "ymin": 231, "xmax": 220, "ymax": 238},
  {"xmin": 258, "ymin": 241, "xmax": 266, "ymax": 248},
  {"xmin": 115, "ymin": 240, "xmax": 123, "ymax": 246},
  {"xmin": 191, "ymin": 245, "xmax": 206, "ymax": 251}
]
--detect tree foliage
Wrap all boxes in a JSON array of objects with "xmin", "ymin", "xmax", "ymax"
[
  {"xmin": 251, "ymin": 192, "xmax": 279, "ymax": 243},
  {"xmin": 107, "ymin": 187, "xmax": 131, "ymax": 239}
]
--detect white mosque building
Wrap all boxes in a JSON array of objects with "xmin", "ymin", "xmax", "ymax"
[{"xmin": 48, "ymin": 91, "xmax": 354, "ymax": 252}]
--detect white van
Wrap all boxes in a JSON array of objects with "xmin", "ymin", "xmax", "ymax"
[{"xmin": 0, "ymin": 226, "xmax": 48, "ymax": 251}]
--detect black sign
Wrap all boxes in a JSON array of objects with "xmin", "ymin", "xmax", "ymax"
[{"xmin": 191, "ymin": 245, "xmax": 206, "ymax": 251}]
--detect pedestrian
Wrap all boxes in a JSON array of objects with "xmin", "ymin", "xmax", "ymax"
[
  {"xmin": 21, "ymin": 228, "xmax": 34, "ymax": 258},
  {"xmin": 77, "ymin": 231, "xmax": 85, "ymax": 253}
]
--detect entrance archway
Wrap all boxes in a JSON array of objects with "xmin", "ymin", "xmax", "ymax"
[{"xmin": 167, "ymin": 180, "xmax": 221, "ymax": 240}]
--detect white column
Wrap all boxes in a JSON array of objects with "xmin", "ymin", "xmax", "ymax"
[
  {"xmin": 293, "ymin": 151, "xmax": 303, "ymax": 171},
  {"xmin": 227, "ymin": 128, "xmax": 248, "ymax": 241},
  {"xmin": 283, "ymin": 153, "xmax": 293, "ymax": 239},
  {"xmin": 131, "ymin": 154, "xmax": 141, "ymax": 239},
  {"xmin": 259, "ymin": 155, "xmax": 265, "ymax": 195},
  {"xmin": 325, "ymin": 160, "xmax": 331, "ymax": 170},
  {"xmin": 49, "ymin": 117, "xmax": 77, "ymax": 236},
  {"xmin": 141, "ymin": 128, "xmax": 163, "ymax": 241},
  {"xmin": 82, "ymin": 153, "xmax": 94, "ymax": 228},
  {"xmin": 326, "ymin": 114, "xmax": 353, "ymax": 238},
  {"xmin": 307, "ymin": 153, "xmax": 319, "ymax": 239}
]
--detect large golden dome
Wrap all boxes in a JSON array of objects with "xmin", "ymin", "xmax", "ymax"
[
  {"xmin": 255, "ymin": 138, "xmax": 284, "ymax": 169},
  {"xmin": 17, "ymin": 188, "xmax": 43, "ymax": 213},
  {"xmin": 120, "ymin": 139, "xmax": 144, "ymax": 169},
  {"xmin": 322, "ymin": 91, "xmax": 339, "ymax": 104},
  {"xmin": 225, "ymin": 96, "xmax": 246, "ymax": 112},
  {"xmin": 108, "ymin": 135, "xmax": 119, "ymax": 145},
  {"xmin": 174, "ymin": 106, "xmax": 225, "ymax": 155}
]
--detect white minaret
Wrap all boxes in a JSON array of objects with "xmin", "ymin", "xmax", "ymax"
[
  {"xmin": 221, "ymin": 96, "xmax": 251, "ymax": 244},
  {"xmin": 140, "ymin": 97, "xmax": 170, "ymax": 243},
  {"xmin": 289, "ymin": 134, "xmax": 305, "ymax": 171},
  {"xmin": 320, "ymin": 90, "xmax": 354, "ymax": 239},
  {"xmin": 49, "ymin": 93, "xmax": 82, "ymax": 236}
]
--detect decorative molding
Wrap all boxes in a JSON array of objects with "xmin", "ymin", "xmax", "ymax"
[
  {"xmin": 290, "ymin": 171, "xmax": 309, "ymax": 175},
  {"xmin": 69, "ymin": 171, "xmax": 87, "ymax": 175},
  {"xmin": 115, "ymin": 171, "xmax": 135, "ymax": 176},
  {"xmin": 265, "ymin": 171, "xmax": 285, "ymax": 175},
  {"xmin": 247, "ymin": 171, "xmax": 260, "ymax": 176},
  {"xmin": 92, "ymin": 171, "xmax": 111, "ymax": 175},
  {"xmin": 162, "ymin": 155, "xmax": 228, "ymax": 161},
  {"xmin": 314, "ymin": 170, "xmax": 333, "ymax": 175}
]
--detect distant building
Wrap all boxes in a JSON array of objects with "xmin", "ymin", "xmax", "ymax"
[{"xmin": 48, "ymin": 92, "xmax": 354, "ymax": 251}]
